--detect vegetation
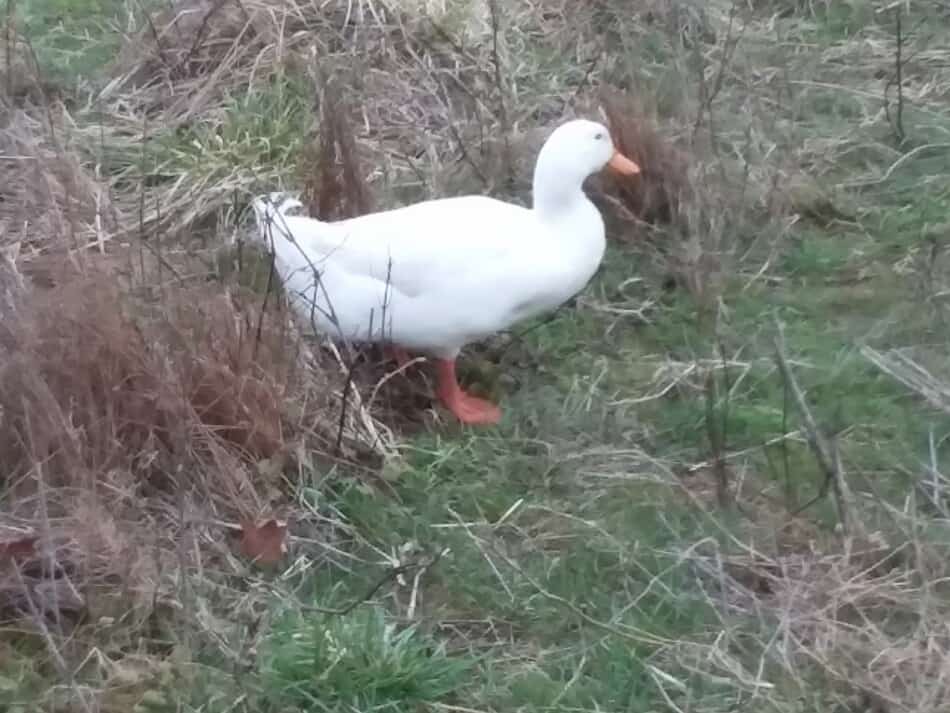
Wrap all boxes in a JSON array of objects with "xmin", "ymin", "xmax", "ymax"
[{"xmin": 2, "ymin": 0, "xmax": 950, "ymax": 711}]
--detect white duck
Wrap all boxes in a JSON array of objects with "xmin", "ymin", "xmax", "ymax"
[{"xmin": 251, "ymin": 119, "xmax": 639, "ymax": 425}]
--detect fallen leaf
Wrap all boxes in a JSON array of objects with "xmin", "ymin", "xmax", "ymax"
[
  {"xmin": 239, "ymin": 519, "xmax": 287, "ymax": 566},
  {"xmin": 0, "ymin": 535, "xmax": 37, "ymax": 563}
]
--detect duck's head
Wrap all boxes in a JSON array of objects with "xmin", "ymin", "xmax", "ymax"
[{"xmin": 533, "ymin": 119, "xmax": 640, "ymax": 210}]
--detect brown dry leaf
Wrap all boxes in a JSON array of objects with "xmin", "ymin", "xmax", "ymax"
[
  {"xmin": 0, "ymin": 534, "xmax": 37, "ymax": 562},
  {"xmin": 239, "ymin": 519, "xmax": 288, "ymax": 566}
]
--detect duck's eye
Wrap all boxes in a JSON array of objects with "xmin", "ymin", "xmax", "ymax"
[{"xmin": 594, "ymin": 132, "xmax": 605, "ymax": 140}]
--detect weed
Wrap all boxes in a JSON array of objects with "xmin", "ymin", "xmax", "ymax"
[{"xmin": 262, "ymin": 605, "xmax": 469, "ymax": 710}]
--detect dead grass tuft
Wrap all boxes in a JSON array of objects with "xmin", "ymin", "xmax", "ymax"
[
  {"xmin": 111, "ymin": 0, "xmax": 278, "ymax": 103},
  {"xmin": 0, "ymin": 70, "xmax": 393, "ymax": 642},
  {"xmin": 299, "ymin": 75, "xmax": 375, "ymax": 221},
  {"xmin": 0, "ymin": 26, "xmax": 62, "ymax": 106},
  {"xmin": 0, "ymin": 260, "xmax": 292, "ymax": 484},
  {"xmin": 673, "ymin": 464, "xmax": 950, "ymax": 713},
  {"xmin": 594, "ymin": 87, "xmax": 693, "ymax": 230},
  {"xmin": 0, "ymin": 108, "xmax": 117, "ymax": 253},
  {"xmin": 714, "ymin": 538, "xmax": 950, "ymax": 712},
  {"xmin": 0, "ymin": 253, "xmax": 372, "ymax": 631}
]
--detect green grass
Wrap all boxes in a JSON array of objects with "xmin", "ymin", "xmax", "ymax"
[
  {"xmin": 322, "ymin": 472, "xmax": 721, "ymax": 713},
  {"xmin": 262, "ymin": 605, "xmax": 469, "ymax": 711},
  {"xmin": 0, "ymin": 645, "xmax": 46, "ymax": 712},
  {"xmin": 152, "ymin": 76, "xmax": 314, "ymax": 179},
  {"xmin": 16, "ymin": 0, "xmax": 151, "ymax": 84},
  {"xmin": 809, "ymin": 0, "xmax": 875, "ymax": 42}
]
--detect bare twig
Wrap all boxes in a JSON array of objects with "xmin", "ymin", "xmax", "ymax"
[
  {"xmin": 887, "ymin": 5, "xmax": 906, "ymax": 144},
  {"xmin": 4, "ymin": 0, "xmax": 14, "ymax": 98},
  {"xmin": 773, "ymin": 320, "xmax": 857, "ymax": 535},
  {"xmin": 692, "ymin": 0, "xmax": 744, "ymax": 143},
  {"xmin": 486, "ymin": 0, "xmax": 513, "ymax": 190}
]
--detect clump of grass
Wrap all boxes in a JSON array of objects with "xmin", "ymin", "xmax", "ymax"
[
  {"xmin": 11, "ymin": 0, "xmax": 137, "ymax": 87},
  {"xmin": 594, "ymin": 87, "xmax": 692, "ymax": 229},
  {"xmin": 263, "ymin": 605, "xmax": 470, "ymax": 710},
  {"xmin": 298, "ymin": 74, "xmax": 374, "ymax": 222},
  {"xmin": 109, "ymin": 0, "xmax": 285, "ymax": 101},
  {"xmin": 123, "ymin": 76, "xmax": 315, "ymax": 238},
  {"xmin": 0, "ymin": 261, "xmax": 314, "ymax": 612},
  {"xmin": 0, "ymin": 108, "xmax": 117, "ymax": 250},
  {"xmin": 676, "ymin": 517, "xmax": 950, "ymax": 712},
  {"xmin": 0, "ymin": 68, "xmax": 395, "ymax": 710}
]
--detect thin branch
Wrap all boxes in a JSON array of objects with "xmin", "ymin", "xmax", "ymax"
[
  {"xmin": 772, "ymin": 319, "xmax": 858, "ymax": 535},
  {"xmin": 487, "ymin": 0, "xmax": 513, "ymax": 190},
  {"xmin": 5, "ymin": 0, "xmax": 14, "ymax": 99},
  {"xmin": 892, "ymin": 5, "xmax": 906, "ymax": 143}
]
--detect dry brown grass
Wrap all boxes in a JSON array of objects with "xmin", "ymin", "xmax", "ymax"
[
  {"xmin": 676, "ymin": 526, "xmax": 950, "ymax": 712},
  {"xmin": 667, "ymin": 459, "xmax": 950, "ymax": 712},
  {"xmin": 0, "ymin": 62, "xmax": 393, "ymax": 647},
  {"xmin": 0, "ymin": 259, "xmax": 330, "ymax": 618},
  {"xmin": 299, "ymin": 76, "xmax": 375, "ymax": 222},
  {"xmin": 91, "ymin": 0, "xmax": 711, "ymax": 241},
  {"xmin": 86, "ymin": 0, "xmax": 469, "ymax": 240},
  {"xmin": 0, "ymin": 108, "xmax": 116, "ymax": 254},
  {"xmin": 596, "ymin": 88, "xmax": 693, "ymax": 229}
]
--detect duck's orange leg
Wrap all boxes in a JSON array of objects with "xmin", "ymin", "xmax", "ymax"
[
  {"xmin": 384, "ymin": 345, "xmax": 412, "ymax": 369},
  {"xmin": 434, "ymin": 358, "xmax": 501, "ymax": 425}
]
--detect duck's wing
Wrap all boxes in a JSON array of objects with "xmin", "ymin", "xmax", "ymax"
[{"xmin": 280, "ymin": 196, "xmax": 536, "ymax": 298}]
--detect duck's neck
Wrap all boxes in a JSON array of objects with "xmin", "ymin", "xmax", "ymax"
[
  {"xmin": 530, "ymin": 154, "xmax": 592, "ymax": 221},
  {"xmin": 529, "ymin": 154, "xmax": 606, "ymax": 284}
]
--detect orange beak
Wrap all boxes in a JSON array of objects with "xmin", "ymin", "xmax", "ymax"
[{"xmin": 607, "ymin": 150, "xmax": 640, "ymax": 176}]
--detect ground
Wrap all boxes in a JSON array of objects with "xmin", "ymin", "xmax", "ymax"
[{"xmin": 2, "ymin": 1, "xmax": 950, "ymax": 712}]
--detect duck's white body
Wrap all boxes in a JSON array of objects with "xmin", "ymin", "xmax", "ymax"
[
  {"xmin": 251, "ymin": 119, "xmax": 639, "ymax": 424},
  {"xmin": 252, "ymin": 192, "xmax": 605, "ymax": 358}
]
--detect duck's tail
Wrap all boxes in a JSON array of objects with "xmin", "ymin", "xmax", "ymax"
[{"xmin": 249, "ymin": 192, "xmax": 306, "ymax": 246}]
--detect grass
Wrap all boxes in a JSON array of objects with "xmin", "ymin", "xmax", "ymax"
[
  {"xmin": 153, "ymin": 77, "xmax": 312, "ymax": 177},
  {"xmin": 262, "ymin": 605, "xmax": 469, "ymax": 710},
  {"xmin": 13, "ymin": 0, "xmax": 135, "ymax": 83},
  {"xmin": 3, "ymin": 0, "xmax": 950, "ymax": 712}
]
